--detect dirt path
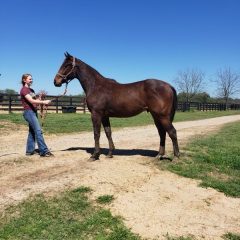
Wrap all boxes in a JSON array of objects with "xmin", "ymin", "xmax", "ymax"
[{"xmin": 1, "ymin": 115, "xmax": 240, "ymax": 239}]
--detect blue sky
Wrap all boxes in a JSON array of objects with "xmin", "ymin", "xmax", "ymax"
[{"xmin": 0, "ymin": 0, "xmax": 240, "ymax": 96}]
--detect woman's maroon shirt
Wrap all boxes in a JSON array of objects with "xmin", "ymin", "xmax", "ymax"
[{"xmin": 20, "ymin": 86, "xmax": 37, "ymax": 112}]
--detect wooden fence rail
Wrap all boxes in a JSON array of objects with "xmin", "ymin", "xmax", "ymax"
[
  {"xmin": 0, "ymin": 94, "xmax": 87, "ymax": 113},
  {"xmin": 177, "ymin": 102, "xmax": 240, "ymax": 111},
  {"xmin": 0, "ymin": 94, "xmax": 240, "ymax": 113}
]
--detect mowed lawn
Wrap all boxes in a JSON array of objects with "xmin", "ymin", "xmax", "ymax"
[{"xmin": 0, "ymin": 110, "xmax": 240, "ymax": 134}]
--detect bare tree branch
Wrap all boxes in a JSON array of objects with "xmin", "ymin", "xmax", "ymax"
[
  {"xmin": 215, "ymin": 67, "xmax": 240, "ymax": 105},
  {"xmin": 174, "ymin": 68, "xmax": 205, "ymax": 102}
]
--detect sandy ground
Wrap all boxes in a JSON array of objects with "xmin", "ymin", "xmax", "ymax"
[{"xmin": 0, "ymin": 115, "xmax": 240, "ymax": 239}]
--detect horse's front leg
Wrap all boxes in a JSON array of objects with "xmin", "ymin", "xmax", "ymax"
[
  {"xmin": 102, "ymin": 117, "xmax": 115, "ymax": 158},
  {"xmin": 90, "ymin": 111, "xmax": 102, "ymax": 160}
]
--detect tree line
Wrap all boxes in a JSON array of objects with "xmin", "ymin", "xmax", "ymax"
[{"xmin": 174, "ymin": 67, "xmax": 240, "ymax": 105}]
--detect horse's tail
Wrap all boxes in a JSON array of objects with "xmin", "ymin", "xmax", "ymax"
[{"xmin": 170, "ymin": 86, "xmax": 177, "ymax": 122}]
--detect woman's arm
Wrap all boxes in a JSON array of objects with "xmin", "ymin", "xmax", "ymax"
[{"xmin": 25, "ymin": 94, "xmax": 51, "ymax": 105}]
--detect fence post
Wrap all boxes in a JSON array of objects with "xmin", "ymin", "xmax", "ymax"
[
  {"xmin": 8, "ymin": 95, "xmax": 12, "ymax": 113},
  {"xmin": 178, "ymin": 102, "xmax": 182, "ymax": 112},
  {"xmin": 197, "ymin": 103, "xmax": 200, "ymax": 111},
  {"xmin": 56, "ymin": 97, "xmax": 59, "ymax": 113},
  {"xmin": 83, "ymin": 98, "xmax": 86, "ymax": 114},
  {"xmin": 183, "ymin": 102, "xmax": 186, "ymax": 112}
]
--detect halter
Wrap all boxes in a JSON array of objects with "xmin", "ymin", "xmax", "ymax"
[
  {"xmin": 39, "ymin": 58, "xmax": 76, "ymax": 126},
  {"xmin": 56, "ymin": 57, "xmax": 76, "ymax": 84}
]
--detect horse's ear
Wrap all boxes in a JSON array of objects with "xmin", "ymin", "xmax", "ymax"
[{"xmin": 64, "ymin": 51, "xmax": 72, "ymax": 58}]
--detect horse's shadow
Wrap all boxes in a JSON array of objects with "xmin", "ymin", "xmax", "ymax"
[{"xmin": 61, "ymin": 147, "xmax": 171, "ymax": 160}]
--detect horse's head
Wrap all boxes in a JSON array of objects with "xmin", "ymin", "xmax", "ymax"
[{"xmin": 54, "ymin": 52, "xmax": 76, "ymax": 87}]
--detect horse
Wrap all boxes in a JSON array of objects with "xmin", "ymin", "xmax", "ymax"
[{"xmin": 54, "ymin": 52, "xmax": 180, "ymax": 160}]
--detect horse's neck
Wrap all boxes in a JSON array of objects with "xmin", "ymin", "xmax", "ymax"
[{"xmin": 75, "ymin": 59, "xmax": 104, "ymax": 95}]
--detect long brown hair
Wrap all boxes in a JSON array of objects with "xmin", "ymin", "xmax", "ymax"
[{"xmin": 21, "ymin": 73, "xmax": 32, "ymax": 86}]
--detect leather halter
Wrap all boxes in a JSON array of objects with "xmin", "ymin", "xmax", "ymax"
[{"xmin": 56, "ymin": 57, "xmax": 76, "ymax": 84}]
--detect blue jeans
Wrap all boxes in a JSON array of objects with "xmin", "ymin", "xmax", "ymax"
[{"xmin": 23, "ymin": 110, "xmax": 49, "ymax": 156}]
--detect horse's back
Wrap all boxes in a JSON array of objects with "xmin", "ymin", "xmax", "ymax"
[
  {"xmin": 107, "ymin": 78, "xmax": 172, "ymax": 92},
  {"xmin": 104, "ymin": 78, "xmax": 175, "ymax": 107},
  {"xmin": 143, "ymin": 78, "xmax": 173, "ymax": 90}
]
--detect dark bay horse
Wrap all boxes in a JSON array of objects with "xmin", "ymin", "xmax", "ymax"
[{"xmin": 54, "ymin": 52, "xmax": 180, "ymax": 160}]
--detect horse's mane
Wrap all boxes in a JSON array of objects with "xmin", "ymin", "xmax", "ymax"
[
  {"xmin": 76, "ymin": 57, "xmax": 104, "ymax": 77},
  {"xmin": 106, "ymin": 78, "xmax": 118, "ymax": 83},
  {"xmin": 76, "ymin": 57, "xmax": 118, "ymax": 83}
]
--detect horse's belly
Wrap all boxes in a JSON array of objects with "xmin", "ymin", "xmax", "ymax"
[{"xmin": 106, "ymin": 108, "xmax": 145, "ymax": 118}]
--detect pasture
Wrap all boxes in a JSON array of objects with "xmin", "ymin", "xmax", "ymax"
[
  {"xmin": 1, "ymin": 110, "xmax": 240, "ymax": 134},
  {"xmin": 0, "ymin": 111, "xmax": 240, "ymax": 239}
]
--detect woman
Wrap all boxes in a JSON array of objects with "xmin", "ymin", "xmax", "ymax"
[{"xmin": 20, "ymin": 73, "xmax": 54, "ymax": 157}]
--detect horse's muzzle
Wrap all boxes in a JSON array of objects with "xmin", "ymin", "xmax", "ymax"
[{"xmin": 54, "ymin": 79, "xmax": 62, "ymax": 87}]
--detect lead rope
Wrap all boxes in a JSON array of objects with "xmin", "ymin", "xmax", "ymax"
[
  {"xmin": 38, "ymin": 90, "xmax": 47, "ymax": 127},
  {"xmin": 38, "ymin": 83, "xmax": 68, "ymax": 127}
]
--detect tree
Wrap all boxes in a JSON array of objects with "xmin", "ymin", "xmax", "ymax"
[
  {"xmin": 215, "ymin": 67, "xmax": 240, "ymax": 107},
  {"xmin": 193, "ymin": 92, "xmax": 210, "ymax": 103},
  {"xmin": 177, "ymin": 92, "xmax": 210, "ymax": 103},
  {"xmin": 174, "ymin": 68, "xmax": 205, "ymax": 103},
  {"xmin": 0, "ymin": 89, "xmax": 18, "ymax": 95}
]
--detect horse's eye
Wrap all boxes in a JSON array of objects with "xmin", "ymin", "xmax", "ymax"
[{"xmin": 64, "ymin": 64, "xmax": 71, "ymax": 69}]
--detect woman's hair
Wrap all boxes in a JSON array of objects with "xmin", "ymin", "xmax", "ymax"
[{"xmin": 21, "ymin": 73, "xmax": 32, "ymax": 86}]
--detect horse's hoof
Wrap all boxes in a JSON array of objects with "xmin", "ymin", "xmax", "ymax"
[
  {"xmin": 155, "ymin": 154, "xmax": 163, "ymax": 160},
  {"xmin": 156, "ymin": 154, "xmax": 167, "ymax": 160},
  {"xmin": 176, "ymin": 154, "xmax": 180, "ymax": 158},
  {"xmin": 156, "ymin": 154, "xmax": 172, "ymax": 161},
  {"xmin": 88, "ymin": 156, "xmax": 99, "ymax": 162},
  {"xmin": 172, "ymin": 156, "xmax": 180, "ymax": 162}
]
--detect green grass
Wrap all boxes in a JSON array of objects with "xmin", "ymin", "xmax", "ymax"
[
  {"xmin": 159, "ymin": 121, "xmax": 240, "ymax": 197},
  {"xmin": 96, "ymin": 195, "xmax": 114, "ymax": 204},
  {"xmin": 0, "ymin": 113, "xmax": 25, "ymax": 125},
  {"xmin": 223, "ymin": 233, "xmax": 240, "ymax": 240},
  {"xmin": 0, "ymin": 110, "xmax": 240, "ymax": 134},
  {"xmin": 174, "ymin": 110, "xmax": 240, "ymax": 122},
  {"xmin": 165, "ymin": 234, "xmax": 195, "ymax": 240},
  {"xmin": 0, "ymin": 187, "xmax": 140, "ymax": 240}
]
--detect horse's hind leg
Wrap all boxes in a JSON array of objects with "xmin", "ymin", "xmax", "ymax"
[
  {"xmin": 160, "ymin": 118, "xmax": 180, "ymax": 158},
  {"xmin": 151, "ymin": 114, "xmax": 166, "ymax": 159},
  {"xmin": 102, "ymin": 117, "xmax": 115, "ymax": 158}
]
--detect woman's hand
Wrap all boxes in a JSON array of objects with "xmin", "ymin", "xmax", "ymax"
[{"xmin": 42, "ymin": 100, "xmax": 51, "ymax": 105}]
